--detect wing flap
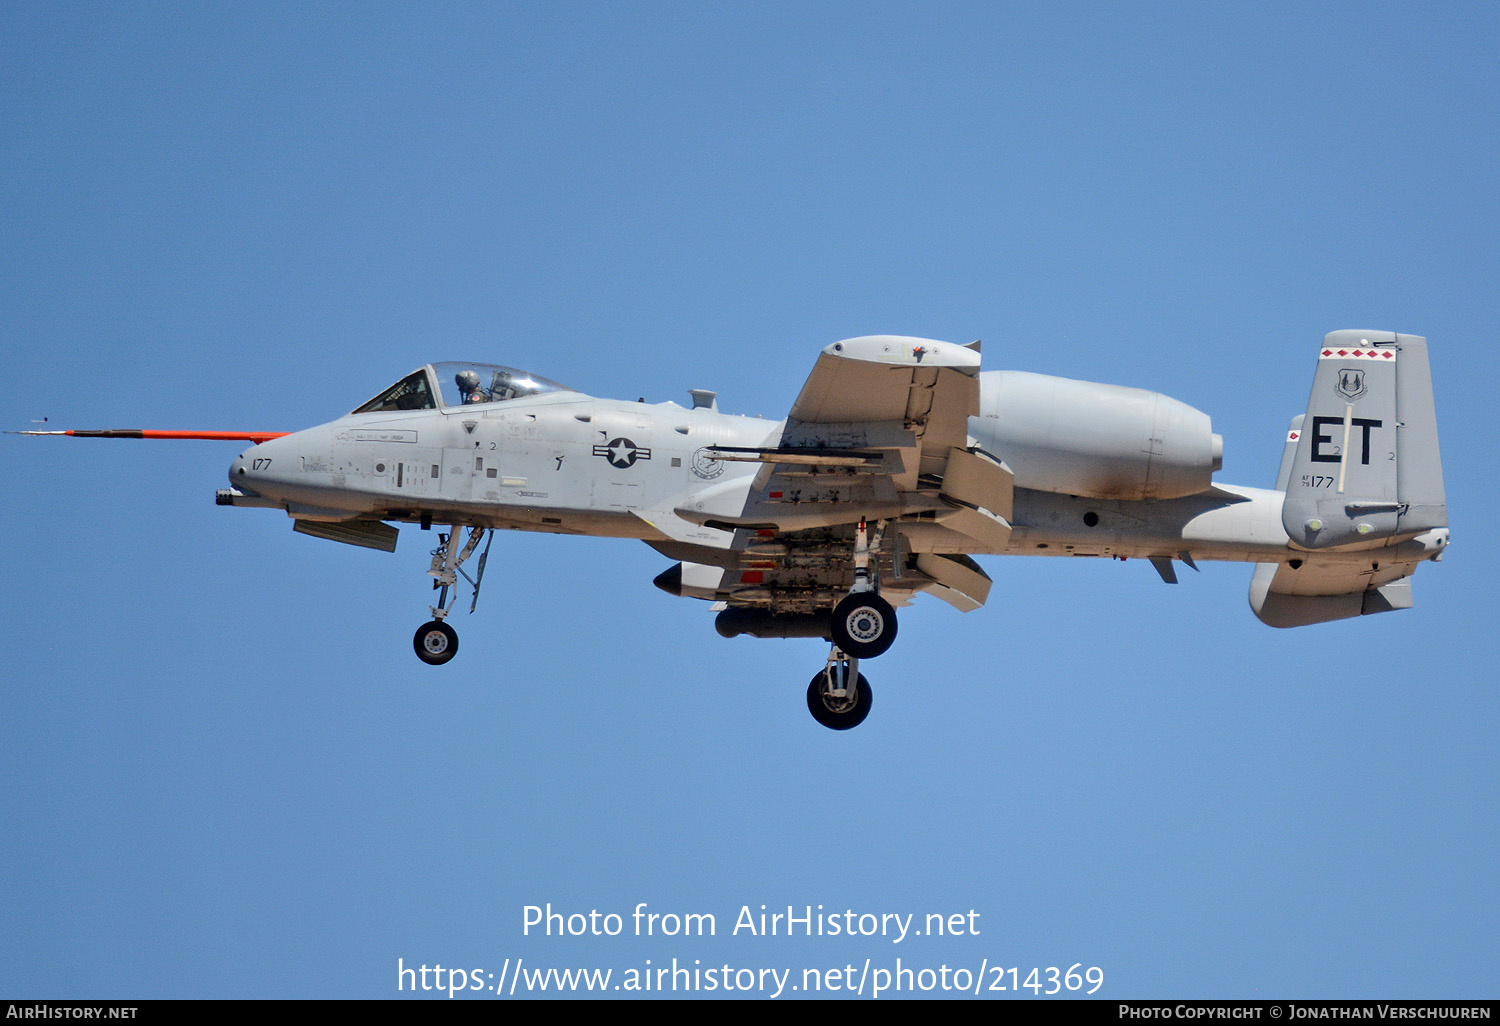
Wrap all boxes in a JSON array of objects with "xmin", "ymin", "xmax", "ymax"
[
  {"xmin": 934, "ymin": 505, "xmax": 1012, "ymax": 552},
  {"xmin": 914, "ymin": 553, "xmax": 992, "ymax": 612},
  {"xmin": 940, "ymin": 446, "xmax": 1014, "ymax": 522}
]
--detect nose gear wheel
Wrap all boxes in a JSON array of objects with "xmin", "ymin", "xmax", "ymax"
[
  {"xmin": 414, "ymin": 620, "xmax": 458, "ymax": 665},
  {"xmin": 806, "ymin": 660, "xmax": 872, "ymax": 730}
]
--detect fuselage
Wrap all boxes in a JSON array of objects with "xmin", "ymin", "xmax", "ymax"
[{"xmin": 228, "ymin": 367, "xmax": 1434, "ymax": 572}]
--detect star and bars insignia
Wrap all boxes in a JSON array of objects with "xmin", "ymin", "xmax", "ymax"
[{"xmin": 593, "ymin": 437, "xmax": 651, "ymax": 469}]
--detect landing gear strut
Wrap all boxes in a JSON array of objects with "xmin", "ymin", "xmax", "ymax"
[
  {"xmin": 827, "ymin": 518, "xmax": 897, "ymax": 658},
  {"xmin": 411, "ymin": 525, "xmax": 491, "ymax": 665},
  {"xmin": 803, "ymin": 519, "xmax": 900, "ymax": 726}
]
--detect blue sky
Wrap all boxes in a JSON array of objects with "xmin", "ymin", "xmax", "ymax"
[{"xmin": 3, "ymin": 1, "xmax": 1496, "ymax": 999}]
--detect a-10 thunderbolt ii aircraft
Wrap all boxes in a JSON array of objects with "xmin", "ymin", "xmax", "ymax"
[{"xmin": 22, "ymin": 330, "xmax": 1448, "ymax": 729}]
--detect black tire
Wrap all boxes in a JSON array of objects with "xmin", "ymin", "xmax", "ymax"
[
  {"xmin": 829, "ymin": 592, "xmax": 897, "ymax": 658},
  {"xmin": 413, "ymin": 620, "xmax": 459, "ymax": 665},
  {"xmin": 806, "ymin": 669, "xmax": 873, "ymax": 730}
]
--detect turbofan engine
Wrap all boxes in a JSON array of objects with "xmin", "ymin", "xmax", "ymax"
[{"xmin": 972, "ymin": 371, "xmax": 1222, "ymax": 501}]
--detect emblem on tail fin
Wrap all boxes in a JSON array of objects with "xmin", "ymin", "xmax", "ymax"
[{"xmin": 1335, "ymin": 368, "xmax": 1366, "ymax": 401}]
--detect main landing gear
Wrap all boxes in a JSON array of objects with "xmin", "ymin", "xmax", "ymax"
[
  {"xmin": 807, "ymin": 518, "xmax": 895, "ymax": 729},
  {"xmin": 830, "ymin": 591, "xmax": 896, "ymax": 658},
  {"xmin": 412, "ymin": 525, "xmax": 491, "ymax": 665}
]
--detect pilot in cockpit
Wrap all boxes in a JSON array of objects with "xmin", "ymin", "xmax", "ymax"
[{"xmin": 455, "ymin": 370, "xmax": 490, "ymax": 404}]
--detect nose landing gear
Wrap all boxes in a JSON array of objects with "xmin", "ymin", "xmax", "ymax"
[
  {"xmin": 410, "ymin": 525, "xmax": 491, "ymax": 665},
  {"xmin": 414, "ymin": 620, "xmax": 459, "ymax": 665},
  {"xmin": 807, "ymin": 649, "xmax": 872, "ymax": 730}
]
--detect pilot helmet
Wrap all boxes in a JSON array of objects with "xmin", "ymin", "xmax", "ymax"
[{"xmin": 455, "ymin": 370, "xmax": 481, "ymax": 392}]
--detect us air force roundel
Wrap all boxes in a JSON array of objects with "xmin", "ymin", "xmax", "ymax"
[{"xmin": 593, "ymin": 437, "xmax": 651, "ymax": 469}]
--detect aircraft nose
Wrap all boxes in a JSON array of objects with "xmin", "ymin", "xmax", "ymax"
[
  {"xmin": 228, "ymin": 442, "xmax": 283, "ymax": 495},
  {"xmin": 229, "ymin": 449, "xmax": 266, "ymax": 491},
  {"xmin": 218, "ymin": 449, "xmax": 275, "ymax": 508},
  {"xmin": 219, "ymin": 438, "xmax": 298, "ymax": 509}
]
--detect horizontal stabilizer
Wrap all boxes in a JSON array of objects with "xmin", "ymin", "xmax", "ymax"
[{"xmin": 1249, "ymin": 561, "xmax": 1415, "ymax": 628}]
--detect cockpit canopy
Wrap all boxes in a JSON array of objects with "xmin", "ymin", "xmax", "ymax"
[{"xmin": 352, "ymin": 363, "xmax": 575, "ymax": 414}]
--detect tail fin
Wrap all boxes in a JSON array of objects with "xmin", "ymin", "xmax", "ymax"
[
  {"xmin": 1281, "ymin": 330, "xmax": 1447, "ymax": 549},
  {"xmin": 1251, "ymin": 331, "xmax": 1449, "ymax": 628}
]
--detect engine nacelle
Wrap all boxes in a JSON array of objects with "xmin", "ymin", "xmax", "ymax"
[{"xmin": 972, "ymin": 371, "xmax": 1222, "ymax": 501}]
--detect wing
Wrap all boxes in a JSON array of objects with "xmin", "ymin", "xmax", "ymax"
[
  {"xmin": 785, "ymin": 334, "xmax": 982, "ymax": 483},
  {"xmin": 663, "ymin": 336, "xmax": 1013, "ymax": 629}
]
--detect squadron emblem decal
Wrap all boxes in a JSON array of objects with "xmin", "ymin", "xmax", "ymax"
[
  {"xmin": 593, "ymin": 437, "xmax": 651, "ymax": 469},
  {"xmin": 1336, "ymin": 368, "xmax": 1367, "ymax": 401},
  {"xmin": 690, "ymin": 446, "xmax": 724, "ymax": 480}
]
